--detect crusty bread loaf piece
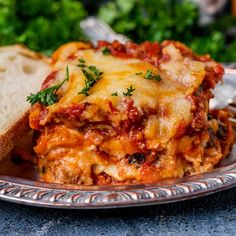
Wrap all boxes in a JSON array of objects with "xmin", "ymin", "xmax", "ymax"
[{"xmin": 0, "ymin": 45, "xmax": 50, "ymax": 160}]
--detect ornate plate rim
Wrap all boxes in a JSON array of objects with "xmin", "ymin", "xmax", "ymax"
[{"xmin": 0, "ymin": 161, "xmax": 236, "ymax": 209}]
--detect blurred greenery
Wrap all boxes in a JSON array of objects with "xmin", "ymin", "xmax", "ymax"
[
  {"xmin": 0, "ymin": 0, "xmax": 236, "ymax": 61},
  {"xmin": 98, "ymin": 0, "xmax": 236, "ymax": 62},
  {"xmin": 0, "ymin": 0, "xmax": 87, "ymax": 55},
  {"xmin": 98, "ymin": 0, "xmax": 198, "ymax": 42}
]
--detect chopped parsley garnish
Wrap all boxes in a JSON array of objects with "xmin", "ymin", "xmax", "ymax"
[
  {"xmin": 78, "ymin": 63, "xmax": 103, "ymax": 96},
  {"xmin": 79, "ymin": 58, "xmax": 85, "ymax": 63},
  {"xmin": 102, "ymin": 47, "xmax": 111, "ymax": 55},
  {"xmin": 78, "ymin": 64, "xmax": 85, "ymax": 68},
  {"xmin": 78, "ymin": 58, "xmax": 86, "ymax": 68},
  {"xmin": 123, "ymin": 85, "xmax": 135, "ymax": 97},
  {"xmin": 27, "ymin": 66, "xmax": 69, "ymax": 106},
  {"xmin": 88, "ymin": 66, "xmax": 102, "ymax": 77},
  {"xmin": 111, "ymin": 92, "xmax": 118, "ymax": 96},
  {"xmin": 145, "ymin": 69, "xmax": 161, "ymax": 81}
]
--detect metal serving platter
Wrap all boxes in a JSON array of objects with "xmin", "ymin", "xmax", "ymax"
[{"xmin": 0, "ymin": 70, "xmax": 236, "ymax": 209}]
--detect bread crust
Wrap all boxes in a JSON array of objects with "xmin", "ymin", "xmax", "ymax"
[
  {"xmin": 0, "ymin": 113, "xmax": 29, "ymax": 161},
  {"xmin": 0, "ymin": 45, "xmax": 50, "ymax": 160},
  {"xmin": 0, "ymin": 44, "xmax": 49, "ymax": 62}
]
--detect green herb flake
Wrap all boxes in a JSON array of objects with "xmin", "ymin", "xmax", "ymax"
[
  {"xmin": 145, "ymin": 69, "xmax": 153, "ymax": 79},
  {"xmin": 144, "ymin": 69, "xmax": 161, "ymax": 81},
  {"xmin": 65, "ymin": 65, "xmax": 69, "ymax": 82},
  {"xmin": 153, "ymin": 75, "xmax": 161, "ymax": 81},
  {"xmin": 78, "ymin": 64, "xmax": 103, "ymax": 97},
  {"xmin": 27, "ymin": 66, "xmax": 70, "ymax": 106},
  {"xmin": 79, "ymin": 58, "xmax": 85, "ymax": 63},
  {"xmin": 78, "ymin": 58, "xmax": 86, "ymax": 68},
  {"xmin": 135, "ymin": 72, "xmax": 143, "ymax": 75},
  {"xmin": 78, "ymin": 64, "xmax": 86, "ymax": 68},
  {"xmin": 88, "ymin": 66, "xmax": 103, "ymax": 77},
  {"xmin": 123, "ymin": 85, "xmax": 135, "ymax": 97},
  {"xmin": 102, "ymin": 47, "xmax": 111, "ymax": 55},
  {"xmin": 111, "ymin": 92, "xmax": 118, "ymax": 96}
]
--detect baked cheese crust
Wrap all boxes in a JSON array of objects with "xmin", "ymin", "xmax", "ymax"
[{"xmin": 29, "ymin": 40, "xmax": 234, "ymax": 185}]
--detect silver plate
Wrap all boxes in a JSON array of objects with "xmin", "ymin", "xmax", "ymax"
[{"xmin": 0, "ymin": 71, "xmax": 236, "ymax": 209}]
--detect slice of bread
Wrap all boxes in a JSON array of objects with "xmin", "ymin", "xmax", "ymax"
[{"xmin": 0, "ymin": 45, "xmax": 50, "ymax": 160}]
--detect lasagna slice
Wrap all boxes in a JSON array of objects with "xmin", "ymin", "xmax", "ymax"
[{"xmin": 28, "ymin": 40, "xmax": 234, "ymax": 185}]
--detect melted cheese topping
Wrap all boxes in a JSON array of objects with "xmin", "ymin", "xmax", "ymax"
[
  {"xmin": 31, "ymin": 42, "xmax": 231, "ymax": 185},
  {"xmin": 43, "ymin": 44, "xmax": 205, "ymax": 142}
]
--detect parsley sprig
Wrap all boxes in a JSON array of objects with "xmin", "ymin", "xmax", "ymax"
[
  {"xmin": 78, "ymin": 59, "xmax": 103, "ymax": 96},
  {"xmin": 79, "ymin": 58, "xmax": 85, "ymax": 63},
  {"xmin": 111, "ymin": 92, "xmax": 118, "ymax": 96},
  {"xmin": 27, "ymin": 66, "xmax": 70, "ymax": 106},
  {"xmin": 102, "ymin": 47, "xmax": 111, "ymax": 55},
  {"xmin": 145, "ymin": 69, "xmax": 161, "ymax": 81},
  {"xmin": 123, "ymin": 85, "xmax": 135, "ymax": 97}
]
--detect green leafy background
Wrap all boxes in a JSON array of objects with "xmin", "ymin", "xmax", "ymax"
[{"xmin": 1, "ymin": 0, "xmax": 236, "ymax": 61}]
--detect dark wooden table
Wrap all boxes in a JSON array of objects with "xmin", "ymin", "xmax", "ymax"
[{"xmin": 0, "ymin": 187, "xmax": 236, "ymax": 235}]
